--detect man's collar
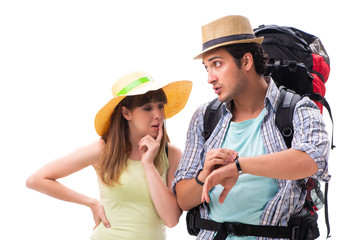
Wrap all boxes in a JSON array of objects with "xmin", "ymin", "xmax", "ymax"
[{"xmin": 264, "ymin": 76, "xmax": 280, "ymax": 111}]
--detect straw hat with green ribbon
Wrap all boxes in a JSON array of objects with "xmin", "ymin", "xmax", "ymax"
[{"xmin": 95, "ymin": 71, "xmax": 192, "ymax": 136}]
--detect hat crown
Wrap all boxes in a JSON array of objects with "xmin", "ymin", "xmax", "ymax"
[
  {"xmin": 202, "ymin": 15, "xmax": 254, "ymax": 44},
  {"xmin": 194, "ymin": 15, "xmax": 263, "ymax": 59},
  {"xmin": 111, "ymin": 71, "xmax": 153, "ymax": 97}
]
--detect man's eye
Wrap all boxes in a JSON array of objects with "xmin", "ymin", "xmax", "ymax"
[{"xmin": 214, "ymin": 61, "xmax": 221, "ymax": 67}]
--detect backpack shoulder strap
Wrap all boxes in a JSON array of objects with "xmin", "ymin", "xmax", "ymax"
[
  {"xmin": 277, "ymin": 87, "xmax": 332, "ymax": 238},
  {"xmin": 204, "ymin": 88, "xmax": 303, "ymax": 148},
  {"xmin": 275, "ymin": 86, "xmax": 302, "ymax": 148},
  {"xmin": 165, "ymin": 142, "xmax": 168, "ymax": 157},
  {"xmin": 310, "ymin": 93, "xmax": 335, "ymax": 149},
  {"xmin": 324, "ymin": 182, "xmax": 331, "ymax": 238},
  {"xmin": 203, "ymin": 98, "xmax": 223, "ymax": 141},
  {"xmin": 204, "ymin": 90, "xmax": 301, "ymax": 146}
]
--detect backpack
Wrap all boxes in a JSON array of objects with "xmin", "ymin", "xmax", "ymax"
[
  {"xmin": 254, "ymin": 25, "xmax": 334, "ymax": 238},
  {"xmin": 254, "ymin": 25, "xmax": 334, "ymax": 149},
  {"xmin": 255, "ymin": 24, "xmax": 331, "ymax": 113},
  {"xmin": 186, "ymin": 25, "xmax": 333, "ymax": 240}
]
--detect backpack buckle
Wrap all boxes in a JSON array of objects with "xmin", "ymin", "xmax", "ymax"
[
  {"xmin": 224, "ymin": 222, "xmax": 251, "ymax": 237},
  {"xmin": 291, "ymin": 226, "xmax": 299, "ymax": 240},
  {"xmin": 225, "ymin": 222, "xmax": 236, "ymax": 235},
  {"xmin": 282, "ymin": 127, "xmax": 293, "ymax": 138}
]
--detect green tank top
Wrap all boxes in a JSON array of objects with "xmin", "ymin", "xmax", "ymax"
[{"xmin": 91, "ymin": 155, "xmax": 169, "ymax": 240}]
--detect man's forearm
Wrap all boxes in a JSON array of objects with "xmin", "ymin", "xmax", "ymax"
[
  {"xmin": 240, "ymin": 149, "xmax": 318, "ymax": 180},
  {"xmin": 175, "ymin": 178, "xmax": 204, "ymax": 211}
]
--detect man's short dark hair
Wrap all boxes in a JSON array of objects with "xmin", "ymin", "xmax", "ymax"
[{"xmin": 224, "ymin": 43, "xmax": 269, "ymax": 74}]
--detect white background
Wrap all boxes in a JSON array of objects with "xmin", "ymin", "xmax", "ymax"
[{"xmin": 1, "ymin": 0, "xmax": 358, "ymax": 239}]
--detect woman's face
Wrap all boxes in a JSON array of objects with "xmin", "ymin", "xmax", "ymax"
[{"xmin": 122, "ymin": 101, "xmax": 165, "ymax": 139}]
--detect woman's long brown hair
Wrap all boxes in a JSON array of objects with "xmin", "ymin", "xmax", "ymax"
[{"xmin": 96, "ymin": 89, "xmax": 169, "ymax": 187}]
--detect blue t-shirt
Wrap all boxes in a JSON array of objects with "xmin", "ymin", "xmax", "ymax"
[{"xmin": 209, "ymin": 109, "xmax": 278, "ymax": 240}]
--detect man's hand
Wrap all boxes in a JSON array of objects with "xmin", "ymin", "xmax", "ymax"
[
  {"xmin": 199, "ymin": 148, "xmax": 237, "ymax": 182},
  {"xmin": 201, "ymin": 162, "xmax": 239, "ymax": 204}
]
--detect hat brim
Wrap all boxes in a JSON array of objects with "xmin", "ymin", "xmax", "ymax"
[
  {"xmin": 95, "ymin": 80, "xmax": 192, "ymax": 136},
  {"xmin": 193, "ymin": 37, "xmax": 264, "ymax": 59}
]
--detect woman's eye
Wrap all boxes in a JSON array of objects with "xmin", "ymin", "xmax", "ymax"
[
  {"xmin": 143, "ymin": 106, "xmax": 152, "ymax": 111},
  {"xmin": 158, "ymin": 103, "xmax": 164, "ymax": 109}
]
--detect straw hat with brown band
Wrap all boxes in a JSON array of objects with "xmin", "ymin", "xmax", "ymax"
[
  {"xmin": 95, "ymin": 71, "xmax": 192, "ymax": 136},
  {"xmin": 194, "ymin": 15, "xmax": 263, "ymax": 59}
]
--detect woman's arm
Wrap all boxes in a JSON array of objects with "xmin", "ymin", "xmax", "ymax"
[
  {"xmin": 138, "ymin": 121, "xmax": 183, "ymax": 227},
  {"xmin": 141, "ymin": 142, "xmax": 183, "ymax": 228},
  {"xmin": 26, "ymin": 140, "xmax": 111, "ymax": 228}
]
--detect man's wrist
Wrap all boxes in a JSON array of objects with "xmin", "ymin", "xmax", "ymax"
[
  {"xmin": 234, "ymin": 156, "xmax": 243, "ymax": 174},
  {"xmin": 195, "ymin": 169, "xmax": 204, "ymax": 186}
]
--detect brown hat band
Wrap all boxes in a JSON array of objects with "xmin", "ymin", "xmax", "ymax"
[{"xmin": 202, "ymin": 33, "xmax": 257, "ymax": 51}]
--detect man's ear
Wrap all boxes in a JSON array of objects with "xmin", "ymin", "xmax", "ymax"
[
  {"xmin": 243, "ymin": 52, "xmax": 253, "ymax": 70},
  {"xmin": 122, "ymin": 106, "xmax": 131, "ymax": 120}
]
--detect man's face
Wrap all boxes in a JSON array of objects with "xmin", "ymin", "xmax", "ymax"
[{"xmin": 202, "ymin": 48, "xmax": 248, "ymax": 102}]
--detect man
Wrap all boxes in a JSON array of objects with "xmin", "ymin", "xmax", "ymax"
[{"xmin": 172, "ymin": 15, "xmax": 330, "ymax": 240}]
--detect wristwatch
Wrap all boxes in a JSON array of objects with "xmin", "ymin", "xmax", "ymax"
[{"xmin": 234, "ymin": 156, "xmax": 242, "ymax": 174}]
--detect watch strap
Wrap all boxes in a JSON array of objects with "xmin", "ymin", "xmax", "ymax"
[{"xmin": 195, "ymin": 170, "xmax": 204, "ymax": 186}]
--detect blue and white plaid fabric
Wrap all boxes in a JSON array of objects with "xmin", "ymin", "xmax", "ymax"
[{"xmin": 172, "ymin": 78, "xmax": 330, "ymax": 240}]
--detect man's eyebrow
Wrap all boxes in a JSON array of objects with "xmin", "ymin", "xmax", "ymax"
[{"xmin": 202, "ymin": 56, "xmax": 222, "ymax": 65}]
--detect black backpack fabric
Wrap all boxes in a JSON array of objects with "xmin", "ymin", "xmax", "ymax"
[
  {"xmin": 254, "ymin": 24, "xmax": 334, "ymax": 150},
  {"xmin": 254, "ymin": 25, "xmax": 331, "ymax": 114}
]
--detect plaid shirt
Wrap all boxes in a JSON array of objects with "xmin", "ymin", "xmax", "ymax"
[{"xmin": 172, "ymin": 78, "xmax": 330, "ymax": 240}]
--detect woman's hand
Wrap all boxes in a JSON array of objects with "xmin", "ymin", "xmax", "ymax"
[
  {"xmin": 89, "ymin": 199, "xmax": 111, "ymax": 230},
  {"xmin": 138, "ymin": 123, "xmax": 163, "ymax": 166}
]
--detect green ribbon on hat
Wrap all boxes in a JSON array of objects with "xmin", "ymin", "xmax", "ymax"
[{"xmin": 116, "ymin": 77, "xmax": 151, "ymax": 96}]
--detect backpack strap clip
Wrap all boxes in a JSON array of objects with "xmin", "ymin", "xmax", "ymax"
[{"xmin": 276, "ymin": 86, "xmax": 302, "ymax": 148}]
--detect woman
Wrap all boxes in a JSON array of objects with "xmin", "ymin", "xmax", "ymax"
[{"xmin": 26, "ymin": 71, "xmax": 192, "ymax": 239}]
